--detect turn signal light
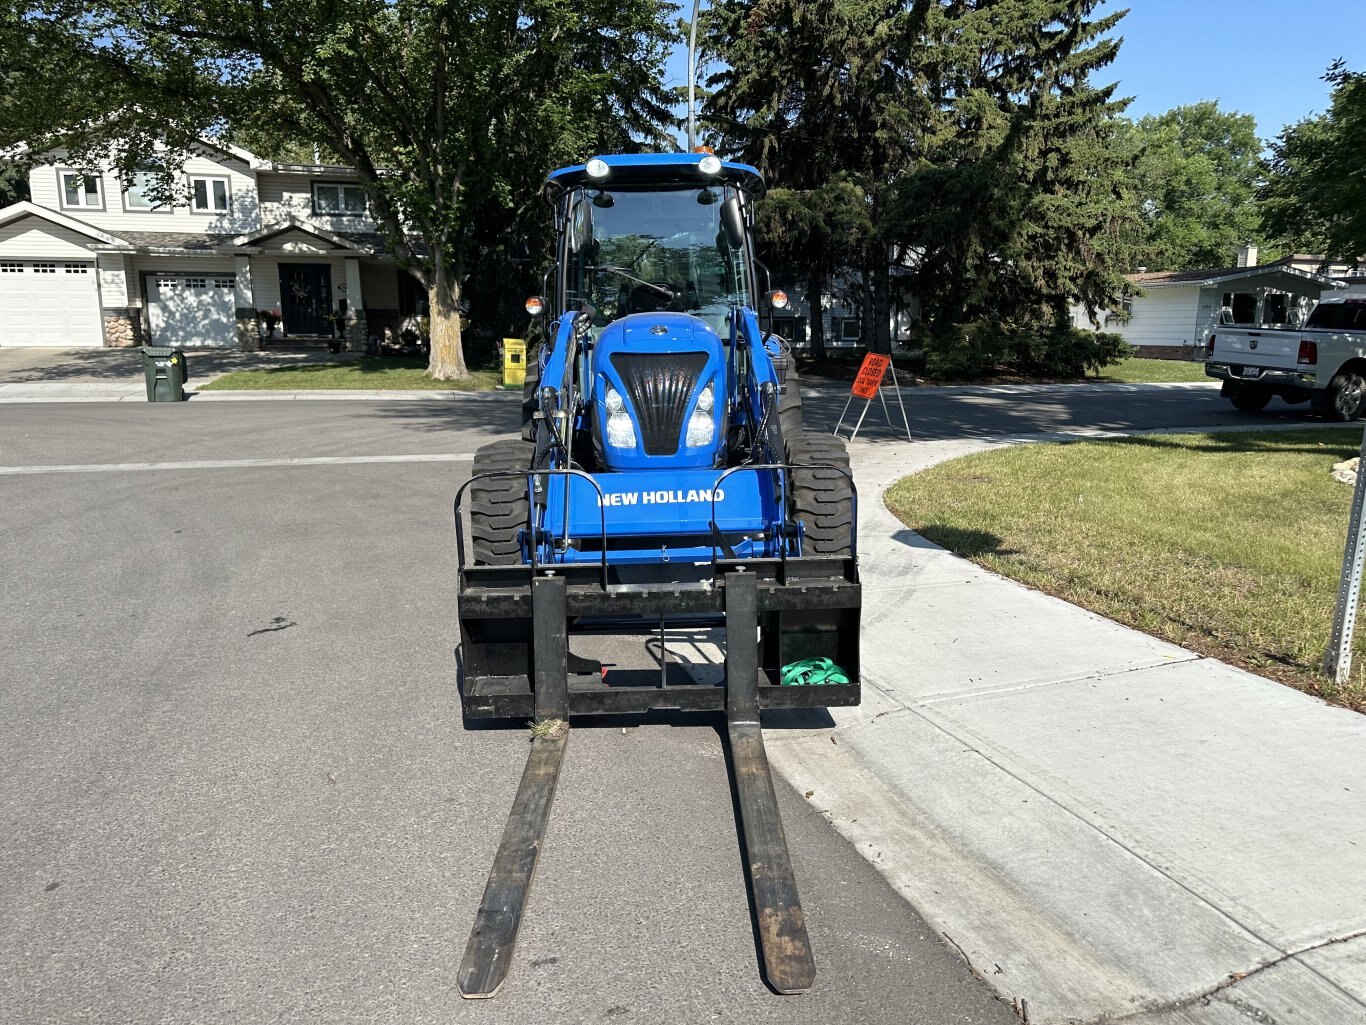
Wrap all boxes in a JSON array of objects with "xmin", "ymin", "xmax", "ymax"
[
  {"xmin": 1298, "ymin": 339, "xmax": 1318, "ymax": 365},
  {"xmin": 768, "ymin": 289, "xmax": 790, "ymax": 310},
  {"xmin": 1206, "ymin": 334, "xmax": 1216, "ymax": 357},
  {"xmin": 525, "ymin": 296, "xmax": 545, "ymax": 316}
]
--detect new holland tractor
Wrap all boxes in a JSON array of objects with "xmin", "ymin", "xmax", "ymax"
[{"xmin": 453, "ymin": 152, "xmax": 861, "ymax": 998}]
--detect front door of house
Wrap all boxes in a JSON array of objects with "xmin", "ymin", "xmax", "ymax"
[{"xmin": 280, "ymin": 264, "xmax": 332, "ymax": 335}]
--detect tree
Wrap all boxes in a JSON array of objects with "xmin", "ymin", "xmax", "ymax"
[
  {"xmin": 1118, "ymin": 101, "xmax": 1272, "ymax": 271},
  {"xmin": 1, "ymin": 1, "xmax": 677, "ymax": 378},
  {"xmin": 704, "ymin": 0, "xmax": 1138, "ymax": 360},
  {"xmin": 887, "ymin": 0, "xmax": 1136, "ymax": 336},
  {"xmin": 1262, "ymin": 61, "xmax": 1366, "ymax": 267},
  {"xmin": 701, "ymin": 0, "xmax": 910, "ymax": 354}
]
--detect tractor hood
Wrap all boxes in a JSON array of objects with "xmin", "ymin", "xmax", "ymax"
[{"xmin": 591, "ymin": 313, "xmax": 729, "ymax": 472}]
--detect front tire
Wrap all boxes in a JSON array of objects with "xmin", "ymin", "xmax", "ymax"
[
  {"xmin": 469, "ymin": 439, "xmax": 533, "ymax": 565},
  {"xmin": 1325, "ymin": 372, "xmax": 1366, "ymax": 422},
  {"xmin": 786, "ymin": 432, "xmax": 854, "ymax": 557}
]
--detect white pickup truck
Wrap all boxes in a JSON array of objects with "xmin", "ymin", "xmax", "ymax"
[{"xmin": 1205, "ymin": 296, "xmax": 1366, "ymax": 419}]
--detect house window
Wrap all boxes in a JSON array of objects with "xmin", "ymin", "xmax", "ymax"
[
  {"xmin": 123, "ymin": 170, "xmax": 166, "ymax": 211},
  {"xmin": 841, "ymin": 319, "xmax": 862, "ymax": 342},
  {"xmin": 190, "ymin": 176, "xmax": 231, "ymax": 213},
  {"xmin": 185, "ymin": 277, "xmax": 207, "ymax": 289},
  {"xmin": 59, "ymin": 171, "xmax": 102, "ymax": 209},
  {"xmin": 312, "ymin": 183, "xmax": 368, "ymax": 216},
  {"xmin": 33, "ymin": 263, "xmax": 56, "ymax": 274},
  {"xmin": 0, "ymin": 262, "xmax": 22, "ymax": 273},
  {"xmin": 214, "ymin": 277, "xmax": 235, "ymax": 289},
  {"xmin": 64, "ymin": 263, "xmax": 89, "ymax": 274}
]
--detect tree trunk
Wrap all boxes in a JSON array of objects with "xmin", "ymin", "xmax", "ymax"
[
  {"xmin": 427, "ymin": 262, "xmax": 468, "ymax": 380},
  {"xmin": 871, "ymin": 258, "xmax": 893, "ymax": 355},
  {"xmin": 805, "ymin": 267, "xmax": 827, "ymax": 361}
]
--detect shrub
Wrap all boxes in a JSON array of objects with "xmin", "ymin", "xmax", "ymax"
[{"xmin": 924, "ymin": 322, "xmax": 1132, "ymax": 379}]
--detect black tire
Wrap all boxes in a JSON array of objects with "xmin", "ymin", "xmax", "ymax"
[
  {"xmin": 520, "ymin": 343, "xmax": 542, "ymax": 441},
  {"xmin": 785, "ymin": 431, "xmax": 853, "ymax": 557},
  {"xmin": 1230, "ymin": 385, "xmax": 1272, "ymax": 413},
  {"xmin": 777, "ymin": 360, "xmax": 804, "ymax": 443},
  {"xmin": 1325, "ymin": 372, "xmax": 1366, "ymax": 422},
  {"xmin": 469, "ymin": 438, "xmax": 533, "ymax": 565}
]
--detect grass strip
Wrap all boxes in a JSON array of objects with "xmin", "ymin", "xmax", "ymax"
[
  {"xmin": 885, "ymin": 428, "xmax": 1366, "ymax": 710},
  {"xmin": 1096, "ymin": 357, "xmax": 1211, "ymax": 384},
  {"xmin": 200, "ymin": 356, "xmax": 502, "ymax": 391}
]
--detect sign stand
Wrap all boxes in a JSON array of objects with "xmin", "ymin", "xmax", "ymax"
[{"xmin": 833, "ymin": 352, "xmax": 911, "ymax": 442}]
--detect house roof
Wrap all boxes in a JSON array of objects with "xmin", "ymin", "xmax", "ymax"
[
  {"xmin": 0, "ymin": 201, "xmax": 128, "ymax": 247},
  {"xmin": 89, "ymin": 230, "xmax": 237, "ymax": 253},
  {"xmin": 231, "ymin": 216, "xmax": 380, "ymax": 254},
  {"xmin": 1126, "ymin": 263, "xmax": 1342, "ymax": 292}
]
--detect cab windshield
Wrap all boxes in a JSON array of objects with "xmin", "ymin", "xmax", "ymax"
[{"xmin": 563, "ymin": 186, "xmax": 751, "ymax": 335}]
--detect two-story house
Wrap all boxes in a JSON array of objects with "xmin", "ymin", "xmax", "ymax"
[{"xmin": 0, "ymin": 139, "xmax": 425, "ymax": 349}]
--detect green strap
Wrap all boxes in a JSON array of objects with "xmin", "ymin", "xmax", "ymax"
[{"xmin": 780, "ymin": 657, "xmax": 848, "ymax": 686}]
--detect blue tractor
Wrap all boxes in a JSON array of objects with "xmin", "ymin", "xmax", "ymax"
[{"xmin": 454, "ymin": 153, "xmax": 861, "ymax": 998}]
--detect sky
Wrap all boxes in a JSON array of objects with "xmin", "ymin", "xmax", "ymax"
[{"xmin": 666, "ymin": 0, "xmax": 1366, "ymax": 143}]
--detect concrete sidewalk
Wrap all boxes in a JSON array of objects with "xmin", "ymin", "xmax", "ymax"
[{"xmin": 764, "ymin": 438, "xmax": 1366, "ymax": 1024}]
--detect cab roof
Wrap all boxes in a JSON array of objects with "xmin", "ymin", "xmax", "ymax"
[{"xmin": 545, "ymin": 153, "xmax": 765, "ymax": 202}]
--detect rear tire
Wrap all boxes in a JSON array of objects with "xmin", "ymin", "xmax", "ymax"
[
  {"xmin": 1325, "ymin": 372, "xmax": 1366, "ymax": 422},
  {"xmin": 786, "ymin": 432, "xmax": 853, "ymax": 557},
  {"xmin": 469, "ymin": 439, "xmax": 533, "ymax": 565},
  {"xmin": 1230, "ymin": 385, "xmax": 1272, "ymax": 413}
]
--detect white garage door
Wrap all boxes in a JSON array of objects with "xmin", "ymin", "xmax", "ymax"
[
  {"xmin": 0, "ymin": 260, "xmax": 103, "ymax": 347},
  {"xmin": 147, "ymin": 274, "xmax": 237, "ymax": 348}
]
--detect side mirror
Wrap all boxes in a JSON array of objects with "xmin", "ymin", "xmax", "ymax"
[
  {"xmin": 570, "ymin": 199, "xmax": 592, "ymax": 253},
  {"xmin": 721, "ymin": 195, "xmax": 745, "ymax": 251}
]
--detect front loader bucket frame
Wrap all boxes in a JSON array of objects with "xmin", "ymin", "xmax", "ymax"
[{"xmin": 453, "ymin": 464, "xmax": 861, "ymax": 718}]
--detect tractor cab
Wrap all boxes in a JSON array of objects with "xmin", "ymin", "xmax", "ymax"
[{"xmin": 545, "ymin": 153, "xmax": 766, "ymax": 339}]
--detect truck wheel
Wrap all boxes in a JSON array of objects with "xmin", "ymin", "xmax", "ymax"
[
  {"xmin": 1230, "ymin": 385, "xmax": 1272, "ymax": 412},
  {"xmin": 1326, "ymin": 372, "xmax": 1366, "ymax": 422},
  {"xmin": 469, "ymin": 439, "xmax": 533, "ymax": 565},
  {"xmin": 786, "ymin": 432, "xmax": 853, "ymax": 557}
]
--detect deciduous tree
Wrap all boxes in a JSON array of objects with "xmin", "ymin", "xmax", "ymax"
[
  {"xmin": 1262, "ymin": 61, "xmax": 1366, "ymax": 267},
  {"xmin": 1, "ymin": 1, "xmax": 677, "ymax": 377}
]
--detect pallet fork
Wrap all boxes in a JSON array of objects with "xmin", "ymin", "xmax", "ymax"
[{"xmin": 453, "ymin": 475, "xmax": 861, "ymax": 998}]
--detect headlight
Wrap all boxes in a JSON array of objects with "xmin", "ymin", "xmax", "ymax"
[
  {"xmin": 586, "ymin": 157, "xmax": 610, "ymax": 179},
  {"xmin": 607, "ymin": 411, "xmax": 637, "ymax": 448},
  {"xmin": 698, "ymin": 154, "xmax": 722, "ymax": 175},
  {"xmin": 695, "ymin": 382, "xmax": 714, "ymax": 413},
  {"xmin": 603, "ymin": 386, "xmax": 635, "ymax": 447}
]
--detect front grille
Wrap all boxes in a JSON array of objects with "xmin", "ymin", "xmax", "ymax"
[{"xmin": 611, "ymin": 352, "xmax": 708, "ymax": 455}]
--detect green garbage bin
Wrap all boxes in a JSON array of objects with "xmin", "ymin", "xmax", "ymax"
[{"xmin": 142, "ymin": 346, "xmax": 189, "ymax": 402}]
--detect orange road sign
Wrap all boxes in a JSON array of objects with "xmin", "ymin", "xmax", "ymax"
[{"xmin": 850, "ymin": 353, "xmax": 891, "ymax": 399}]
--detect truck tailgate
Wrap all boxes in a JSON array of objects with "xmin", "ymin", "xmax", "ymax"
[{"xmin": 1213, "ymin": 328, "xmax": 1301, "ymax": 368}]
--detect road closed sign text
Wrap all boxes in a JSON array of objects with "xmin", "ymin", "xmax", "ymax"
[{"xmin": 851, "ymin": 353, "xmax": 891, "ymax": 399}]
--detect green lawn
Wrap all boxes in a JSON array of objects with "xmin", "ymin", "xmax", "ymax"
[
  {"xmin": 200, "ymin": 356, "xmax": 502, "ymax": 391},
  {"xmin": 1095, "ymin": 357, "xmax": 1211, "ymax": 383},
  {"xmin": 885, "ymin": 428, "xmax": 1366, "ymax": 710}
]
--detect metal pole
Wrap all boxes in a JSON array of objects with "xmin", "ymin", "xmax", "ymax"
[
  {"xmin": 1324, "ymin": 425, "xmax": 1366, "ymax": 682},
  {"xmin": 688, "ymin": 0, "xmax": 701, "ymax": 150}
]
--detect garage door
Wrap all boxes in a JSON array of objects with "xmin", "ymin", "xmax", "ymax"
[
  {"xmin": 147, "ymin": 274, "xmax": 237, "ymax": 348},
  {"xmin": 0, "ymin": 260, "xmax": 103, "ymax": 347}
]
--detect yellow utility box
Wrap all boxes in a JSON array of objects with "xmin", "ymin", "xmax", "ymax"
[{"xmin": 502, "ymin": 338, "xmax": 527, "ymax": 387}]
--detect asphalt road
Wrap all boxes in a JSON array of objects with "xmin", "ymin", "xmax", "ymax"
[{"xmin": 0, "ymin": 382, "xmax": 1302, "ymax": 1025}]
